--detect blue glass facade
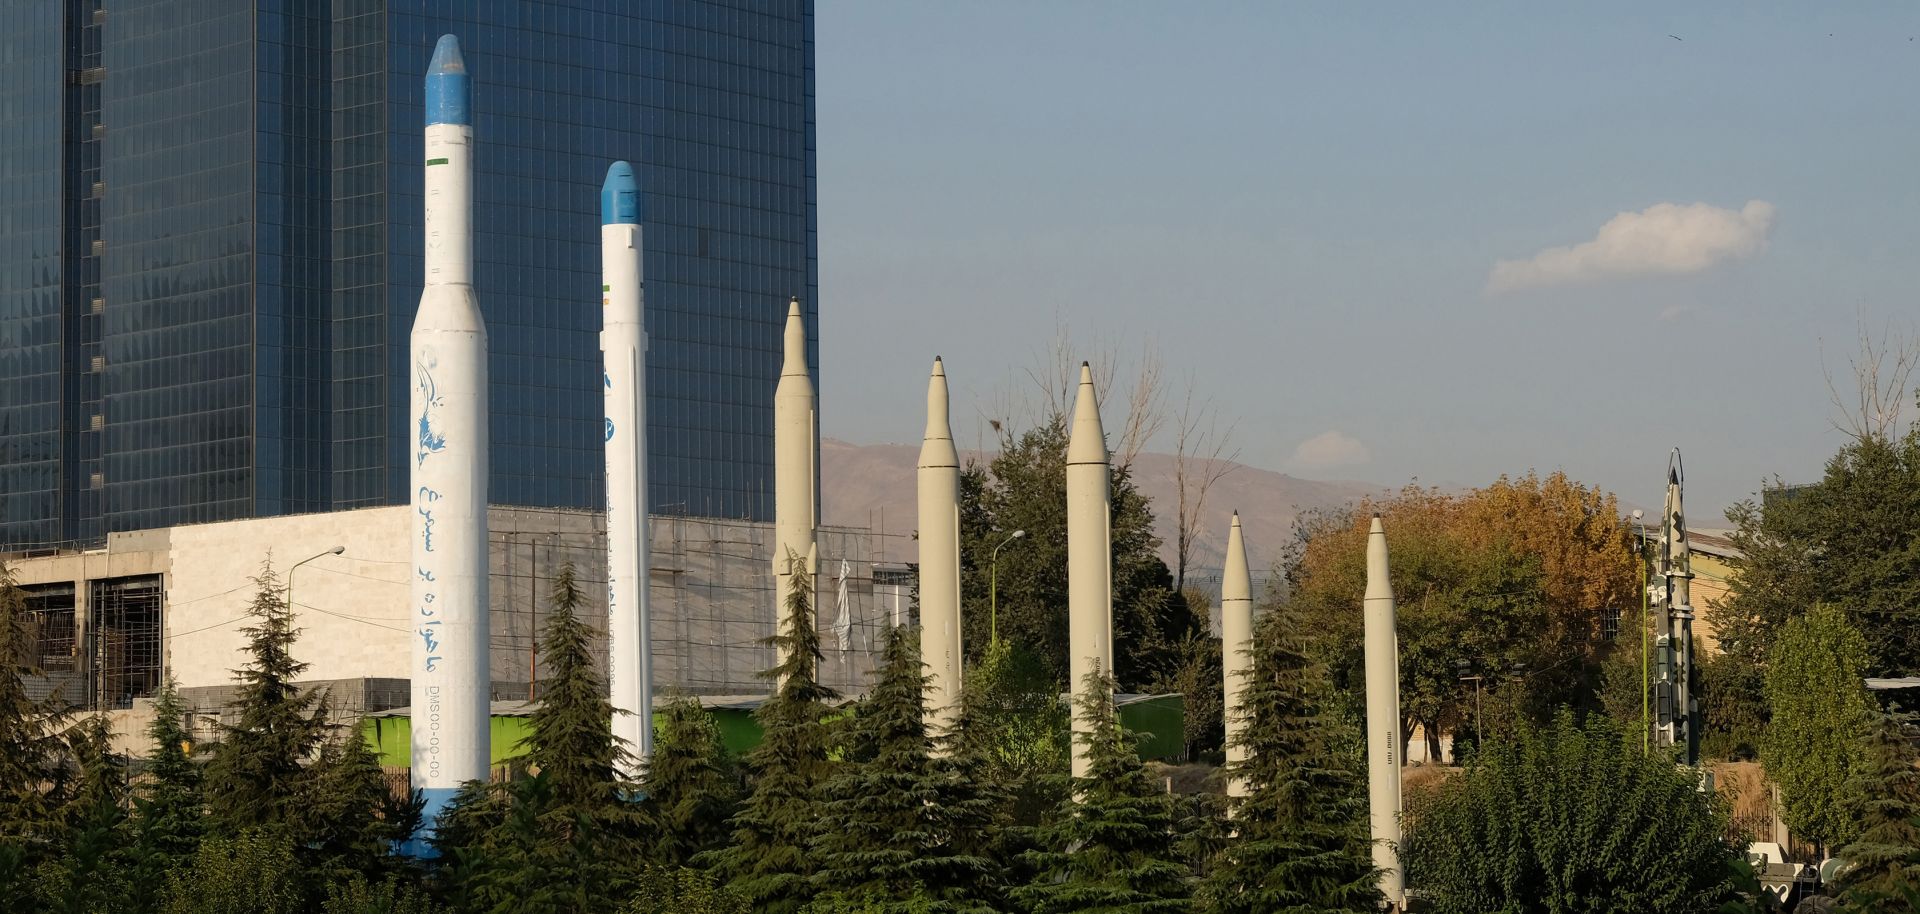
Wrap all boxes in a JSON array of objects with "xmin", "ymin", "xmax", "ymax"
[
  {"xmin": 0, "ymin": 2, "xmax": 65, "ymax": 549},
  {"xmin": 0, "ymin": 0, "xmax": 817, "ymax": 549}
]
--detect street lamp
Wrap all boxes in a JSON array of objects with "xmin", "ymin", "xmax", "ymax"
[
  {"xmin": 288, "ymin": 546, "xmax": 345, "ymax": 617},
  {"xmin": 1455, "ymin": 659, "xmax": 1484, "ymax": 756},
  {"xmin": 1632, "ymin": 508, "xmax": 1650, "ymax": 755},
  {"xmin": 989, "ymin": 529, "xmax": 1026, "ymax": 646}
]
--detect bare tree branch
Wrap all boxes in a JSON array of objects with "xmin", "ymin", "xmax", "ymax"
[
  {"xmin": 1171, "ymin": 376, "xmax": 1239, "ymax": 593},
  {"xmin": 1823, "ymin": 310, "xmax": 1918, "ymax": 443},
  {"xmin": 998, "ymin": 317, "xmax": 1166, "ymax": 468},
  {"xmin": 1112, "ymin": 344, "xmax": 1164, "ymax": 471}
]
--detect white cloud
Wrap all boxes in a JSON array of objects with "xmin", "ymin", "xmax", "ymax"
[
  {"xmin": 1290, "ymin": 431, "xmax": 1372, "ymax": 471},
  {"xmin": 1488, "ymin": 200, "xmax": 1775, "ymax": 293}
]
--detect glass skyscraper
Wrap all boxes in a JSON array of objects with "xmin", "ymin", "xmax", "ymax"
[{"xmin": 0, "ymin": 0, "xmax": 817, "ymax": 550}]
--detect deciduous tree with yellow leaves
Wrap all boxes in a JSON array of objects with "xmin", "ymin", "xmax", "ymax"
[{"xmin": 1286, "ymin": 472, "xmax": 1637, "ymax": 759}]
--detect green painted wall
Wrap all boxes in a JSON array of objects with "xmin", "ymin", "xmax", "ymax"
[{"xmin": 362, "ymin": 696, "xmax": 1186, "ymax": 769}]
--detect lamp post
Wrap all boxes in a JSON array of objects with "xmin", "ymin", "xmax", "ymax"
[
  {"xmin": 988, "ymin": 529, "xmax": 1026, "ymax": 646},
  {"xmin": 1455, "ymin": 659, "xmax": 1484, "ymax": 759},
  {"xmin": 288, "ymin": 545, "xmax": 346, "ymax": 617},
  {"xmin": 1632, "ymin": 508, "xmax": 1650, "ymax": 755}
]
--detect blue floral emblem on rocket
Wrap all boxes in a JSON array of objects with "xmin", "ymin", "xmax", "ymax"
[{"xmin": 416, "ymin": 353, "xmax": 447, "ymax": 465}]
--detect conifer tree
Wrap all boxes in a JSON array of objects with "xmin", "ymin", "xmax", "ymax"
[
  {"xmin": 640, "ymin": 695, "xmax": 741, "ymax": 867},
  {"xmin": 427, "ymin": 778, "xmax": 515, "ymax": 912},
  {"xmin": 809, "ymin": 625, "xmax": 998, "ymax": 913},
  {"xmin": 132, "ymin": 678, "xmax": 203, "ymax": 854},
  {"xmin": 1837, "ymin": 713, "xmax": 1920, "ymax": 899},
  {"xmin": 129, "ymin": 678, "xmax": 205, "ymax": 913},
  {"xmin": 35, "ymin": 715, "xmax": 135, "ymax": 914},
  {"xmin": 1201, "ymin": 604, "xmax": 1378, "ymax": 914},
  {"xmin": 203, "ymin": 561, "xmax": 329, "ymax": 833},
  {"xmin": 1014, "ymin": 669, "xmax": 1190, "ymax": 914},
  {"xmin": 0, "ymin": 559, "xmax": 75, "ymax": 904},
  {"xmin": 707, "ymin": 553, "xmax": 839, "ymax": 914},
  {"xmin": 455, "ymin": 563, "xmax": 643, "ymax": 914},
  {"xmin": 523, "ymin": 563, "xmax": 632, "ymax": 814},
  {"xmin": 298, "ymin": 719, "xmax": 412, "ymax": 883}
]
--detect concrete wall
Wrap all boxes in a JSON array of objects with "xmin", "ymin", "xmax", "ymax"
[
  {"xmin": 166, "ymin": 507, "xmax": 412, "ymax": 691},
  {"xmin": 12, "ymin": 504, "xmax": 895, "ymax": 755}
]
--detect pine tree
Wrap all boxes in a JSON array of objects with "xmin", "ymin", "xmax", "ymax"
[
  {"xmin": 523, "ymin": 563, "xmax": 632, "ymax": 814},
  {"xmin": 809, "ymin": 625, "xmax": 998, "ymax": 913},
  {"xmin": 1201, "ymin": 604, "xmax": 1379, "ymax": 914},
  {"xmin": 203, "ymin": 561, "xmax": 329, "ymax": 834},
  {"xmin": 0, "ymin": 560, "xmax": 70, "ymax": 828},
  {"xmin": 427, "ymin": 778, "xmax": 514, "ymax": 913},
  {"xmin": 129, "ymin": 678, "xmax": 205, "ymax": 912},
  {"xmin": 298, "ymin": 719, "xmax": 411, "ymax": 883},
  {"xmin": 707, "ymin": 553, "xmax": 839, "ymax": 914},
  {"xmin": 640, "ymin": 695, "xmax": 741, "ymax": 867},
  {"xmin": 452, "ymin": 563, "xmax": 644, "ymax": 914},
  {"xmin": 0, "ymin": 559, "xmax": 74, "ymax": 902},
  {"xmin": 1837, "ymin": 713, "xmax": 1920, "ymax": 899},
  {"xmin": 1014, "ymin": 670, "xmax": 1191, "ymax": 914},
  {"xmin": 34, "ymin": 715, "xmax": 136, "ymax": 914}
]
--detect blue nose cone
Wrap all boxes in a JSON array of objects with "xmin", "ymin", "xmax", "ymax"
[
  {"xmin": 425, "ymin": 35, "xmax": 470, "ymax": 127},
  {"xmin": 602, "ymin": 161, "xmax": 641, "ymax": 225}
]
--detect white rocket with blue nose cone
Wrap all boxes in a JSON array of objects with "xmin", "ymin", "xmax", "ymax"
[
  {"xmin": 601, "ymin": 162, "xmax": 652, "ymax": 774},
  {"xmin": 410, "ymin": 34, "xmax": 490, "ymax": 835}
]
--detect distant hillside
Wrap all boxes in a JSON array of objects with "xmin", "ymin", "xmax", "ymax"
[{"xmin": 821, "ymin": 438, "xmax": 1382, "ymax": 584}]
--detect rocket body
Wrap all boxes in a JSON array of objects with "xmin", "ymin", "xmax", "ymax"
[
  {"xmin": 1220, "ymin": 513, "xmax": 1253, "ymax": 799},
  {"xmin": 411, "ymin": 34, "xmax": 490, "ymax": 832},
  {"xmin": 773, "ymin": 300, "xmax": 817, "ymax": 669},
  {"xmin": 918, "ymin": 358, "xmax": 963, "ymax": 740},
  {"xmin": 1362, "ymin": 516, "xmax": 1405, "ymax": 905},
  {"xmin": 1663, "ymin": 455, "xmax": 1697, "ymax": 766},
  {"xmin": 601, "ymin": 162, "xmax": 652, "ymax": 773},
  {"xmin": 1065, "ymin": 363, "xmax": 1112, "ymax": 782}
]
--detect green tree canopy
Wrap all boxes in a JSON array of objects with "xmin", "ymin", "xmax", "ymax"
[
  {"xmin": 957, "ymin": 417, "xmax": 1199, "ymax": 691},
  {"xmin": 1405, "ymin": 712, "xmax": 1742, "ymax": 914},
  {"xmin": 1717, "ymin": 430, "xmax": 1920, "ymax": 676},
  {"xmin": 203, "ymin": 561, "xmax": 329, "ymax": 835},
  {"xmin": 1202, "ymin": 603, "xmax": 1377, "ymax": 914},
  {"xmin": 129, "ymin": 677, "xmax": 205, "ymax": 912},
  {"xmin": 1762, "ymin": 603, "xmax": 1877, "ymax": 854},
  {"xmin": 707, "ymin": 556, "xmax": 839, "ymax": 914},
  {"xmin": 449, "ymin": 563, "xmax": 645, "ymax": 914},
  {"xmin": 1013, "ymin": 670, "xmax": 1190, "ymax": 914},
  {"xmin": 0, "ymin": 559, "xmax": 74, "ymax": 897},
  {"xmin": 1836, "ymin": 713, "xmax": 1920, "ymax": 901},
  {"xmin": 809, "ymin": 625, "xmax": 998, "ymax": 913},
  {"xmin": 952, "ymin": 638, "xmax": 1069, "ymax": 828},
  {"xmin": 640, "ymin": 695, "xmax": 741, "ymax": 868},
  {"xmin": 1289, "ymin": 489, "xmax": 1557, "ymax": 758}
]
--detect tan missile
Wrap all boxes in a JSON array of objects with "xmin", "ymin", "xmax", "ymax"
[
  {"xmin": 918, "ymin": 357, "xmax": 963, "ymax": 739},
  {"xmin": 1363, "ymin": 514, "xmax": 1405, "ymax": 906},
  {"xmin": 1220, "ymin": 512, "xmax": 1253, "ymax": 799},
  {"xmin": 773, "ymin": 298, "xmax": 816, "ymax": 670},
  {"xmin": 1066, "ymin": 362, "xmax": 1112, "ymax": 782}
]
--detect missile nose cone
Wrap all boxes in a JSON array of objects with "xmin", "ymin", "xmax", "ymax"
[
  {"xmin": 1223, "ymin": 513, "xmax": 1249, "ymax": 600},
  {"xmin": 923, "ymin": 357, "xmax": 953, "ymax": 445},
  {"xmin": 426, "ymin": 35, "xmax": 471, "ymax": 127},
  {"xmin": 781, "ymin": 298, "xmax": 808, "ymax": 379},
  {"xmin": 601, "ymin": 161, "xmax": 641, "ymax": 225},
  {"xmin": 1369, "ymin": 514, "xmax": 1385, "ymax": 534},
  {"xmin": 1067, "ymin": 362, "xmax": 1106, "ymax": 465}
]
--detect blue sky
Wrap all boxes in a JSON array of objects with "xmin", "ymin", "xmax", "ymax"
[{"xmin": 813, "ymin": 2, "xmax": 1920, "ymax": 516}]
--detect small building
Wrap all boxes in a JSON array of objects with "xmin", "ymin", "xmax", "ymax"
[{"xmin": 6, "ymin": 505, "xmax": 896, "ymax": 752}]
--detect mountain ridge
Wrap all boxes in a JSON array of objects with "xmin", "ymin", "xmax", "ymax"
[{"xmin": 821, "ymin": 437, "xmax": 1385, "ymax": 583}]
